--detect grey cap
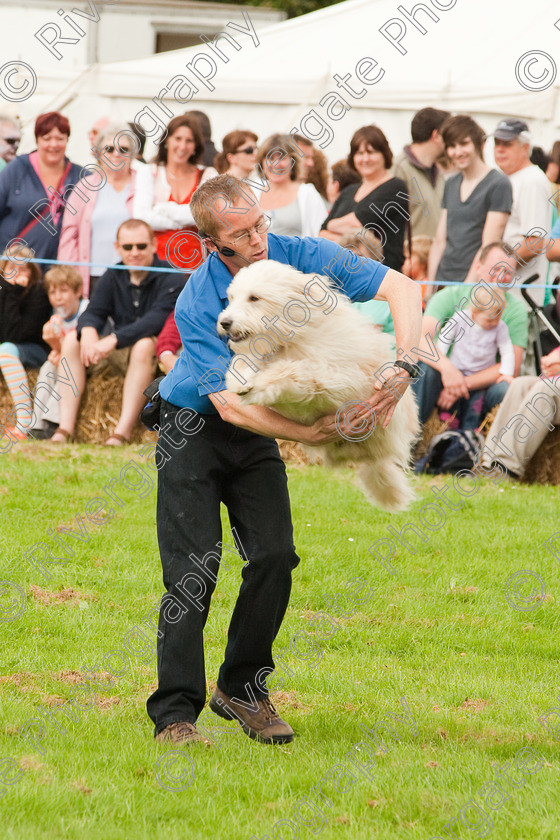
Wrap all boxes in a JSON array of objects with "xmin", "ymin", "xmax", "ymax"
[{"xmin": 492, "ymin": 118, "xmax": 530, "ymax": 141}]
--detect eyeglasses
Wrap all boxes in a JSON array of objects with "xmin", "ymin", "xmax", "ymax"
[
  {"xmin": 104, "ymin": 145, "xmax": 132, "ymax": 155},
  {"xmin": 120, "ymin": 243, "xmax": 149, "ymax": 251},
  {"xmin": 231, "ymin": 215, "xmax": 271, "ymax": 246},
  {"xmin": 235, "ymin": 146, "xmax": 256, "ymax": 155}
]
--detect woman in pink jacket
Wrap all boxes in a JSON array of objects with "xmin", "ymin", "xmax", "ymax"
[{"xmin": 58, "ymin": 125, "xmax": 137, "ymax": 298}]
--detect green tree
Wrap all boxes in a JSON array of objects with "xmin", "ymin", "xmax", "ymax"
[{"xmin": 213, "ymin": 0, "xmax": 343, "ymax": 20}]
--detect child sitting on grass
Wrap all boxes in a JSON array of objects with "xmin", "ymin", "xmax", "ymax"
[
  {"xmin": 0, "ymin": 245, "xmax": 51, "ymax": 439},
  {"xmin": 435, "ymin": 286, "xmax": 515, "ymax": 431},
  {"xmin": 30, "ymin": 266, "xmax": 88, "ymax": 439}
]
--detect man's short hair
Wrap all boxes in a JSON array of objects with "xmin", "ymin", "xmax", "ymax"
[
  {"xmin": 116, "ymin": 218, "xmax": 154, "ymax": 241},
  {"xmin": 190, "ymin": 174, "xmax": 255, "ymax": 239},
  {"xmin": 440, "ymin": 115, "xmax": 486, "ymax": 158},
  {"xmin": 411, "ymin": 108, "xmax": 451, "ymax": 143},
  {"xmin": 479, "ymin": 241, "xmax": 510, "ymax": 262},
  {"xmin": 44, "ymin": 265, "xmax": 83, "ymax": 293}
]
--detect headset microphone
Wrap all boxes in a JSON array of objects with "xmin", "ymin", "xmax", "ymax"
[
  {"xmin": 199, "ymin": 232, "xmax": 254, "ymax": 265},
  {"xmin": 217, "ymin": 244, "xmax": 237, "ymax": 257},
  {"xmin": 210, "ymin": 239, "xmax": 253, "ymax": 265}
]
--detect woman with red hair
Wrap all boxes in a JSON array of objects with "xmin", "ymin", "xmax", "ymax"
[{"xmin": 0, "ymin": 111, "xmax": 82, "ymax": 260}]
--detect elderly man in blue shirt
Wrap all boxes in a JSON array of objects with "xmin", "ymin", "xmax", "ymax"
[{"xmin": 147, "ymin": 174, "xmax": 422, "ymax": 746}]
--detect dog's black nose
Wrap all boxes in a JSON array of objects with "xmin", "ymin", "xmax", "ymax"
[{"xmin": 220, "ymin": 317, "xmax": 232, "ymax": 331}]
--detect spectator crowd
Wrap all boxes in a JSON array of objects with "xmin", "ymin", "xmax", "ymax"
[{"xmin": 0, "ymin": 105, "xmax": 559, "ymax": 480}]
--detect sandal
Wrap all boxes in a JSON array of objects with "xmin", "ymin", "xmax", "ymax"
[
  {"xmin": 50, "ymin": 428, "xmax": 73, "ymax": 444},
  {"xmin": 104, "ymin": 433, "xmax": 130, "ymax": 447}
]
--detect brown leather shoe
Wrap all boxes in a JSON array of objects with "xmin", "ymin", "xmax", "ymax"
[
  {"xmin": 155, "ymin": 721, "xmax": 209, "ymax": 745},
  {"xmin": 209, "ymin": 686, "xmax": 294, "ymax": 744}
]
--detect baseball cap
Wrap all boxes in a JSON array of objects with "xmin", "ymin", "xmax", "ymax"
[{"xmin": 492, "ymin": 118, "xmax": 530, "ymax": 141}]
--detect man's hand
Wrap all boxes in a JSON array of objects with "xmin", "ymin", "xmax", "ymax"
[
  {"xmin": 300, "ymin": 407, "xmax": 377, "ymax": 446},
  {"xmin": 80, "ymin": 329, "xmax": 115, "ymax": 367},
  {"xmin": 336, "ymin": 370, "xmax": 412, "ymax": 431},
  {"xmin": 437, "ymin": 387, "xmax": 459, "ymax": 411},
  {"xmin": 440, "ymin": 361, "xmax": 470, "ymax": 399}
]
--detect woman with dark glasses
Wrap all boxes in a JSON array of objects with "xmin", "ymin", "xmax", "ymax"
[
  {"xmin": 58, "ymin": 123, "xmax": 136, "ymax": 299},
  {"xmin": 214, "ymin": 130, "xmax": 258, "ymax": 179}
]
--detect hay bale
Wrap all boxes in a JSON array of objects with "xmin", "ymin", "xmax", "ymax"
[
  {"xmin": 479, "ymin": 404, "xmax": 560, "ymax": 486},
  {"xmin": 276, "ymin": 439, "xmax": 312, "ymax": 466},
  {"xmin": 521, "ymin": 426, "xmax": 560, "ymax": 485},
  {"xmin": 0, "ymin": 369, "xmax": 156, "ymax": 445}
]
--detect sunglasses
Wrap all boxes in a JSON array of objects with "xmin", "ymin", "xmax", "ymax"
[
  {"xmin": 120, "ymin": 243, "xmax": 149, "ymax": 251},
  {"xmin": 236, "ymin": 146, "xmax": 256, "ymax": 155},
  {"xmin": 105, "ymin": 145, "xmax": 132, "ymax": 154}
]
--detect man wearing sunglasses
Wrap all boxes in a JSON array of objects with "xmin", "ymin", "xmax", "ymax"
[
  {"xmin": 147, "ymin": 174, "xmax": 422, "ymax": 747},
  {"xmin": 50, "ymin": 218, "xmax": 185, "ymax": 445},
  {"xmin": 0, "ymin": 116, "xmax": 21, "ymax": 172}
]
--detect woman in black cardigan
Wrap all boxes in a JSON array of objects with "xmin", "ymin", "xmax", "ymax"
[
  {"xmin": 0, "ymin": 245, "xmax": 51, "ymax": 438},
  {"xmin": 320, "ymin": 125, "xmax": 409, "ymax": 271}
]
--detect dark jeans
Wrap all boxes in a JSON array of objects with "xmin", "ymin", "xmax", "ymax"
[
  {"xmin": 146, "ymin": 400, "xmax": 300, "ymax": 735},
  {"xmin": 411, "ymin": 363, "xmax": 509, "ymax": 426}
]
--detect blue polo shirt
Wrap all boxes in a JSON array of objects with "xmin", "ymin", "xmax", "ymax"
[{"xmin": 160, "ymin": 234, "xmax": 389, "ymax": 413}]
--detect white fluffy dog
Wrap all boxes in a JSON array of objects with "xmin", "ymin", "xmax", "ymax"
[{"xmin": 217, "ymin": 260, "xmax": 420, "ymax": 511}]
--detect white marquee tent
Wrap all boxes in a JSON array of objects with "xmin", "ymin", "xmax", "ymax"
[{"xmin": 24, "ymin": 0, "xmax": 560, "ymax": 162}]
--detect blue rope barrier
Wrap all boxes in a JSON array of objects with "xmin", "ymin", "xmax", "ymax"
[
  {"xmin": 24, "ymin": 256, "xmax": 190, "ymax": 275},
  {"xmin": 3, "ymin": 255, "xmax": 559, "ymax": 288}
]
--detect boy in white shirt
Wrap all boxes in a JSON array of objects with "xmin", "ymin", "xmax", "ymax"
[
  {"xmin": 436, "ymin": 286, "xmax": 515, "ymax": 430},
  {"xmin": 30, "ymin": 267, "xmax": 88, "ymax": 439}
]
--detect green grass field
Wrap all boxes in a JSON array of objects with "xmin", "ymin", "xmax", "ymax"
[{"xmin": 1, "ymin": 442, "xmax": 559, "ymax": 839}]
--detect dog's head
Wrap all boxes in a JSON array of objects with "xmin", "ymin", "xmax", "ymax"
[{"xmin": 217, "ymin": 260, "xmax": 338, "ymax": 355}]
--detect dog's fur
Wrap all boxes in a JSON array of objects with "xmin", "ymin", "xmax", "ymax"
[{"xmin": 217, "ymin": 260, "xmax": 420, "ymax": 511}]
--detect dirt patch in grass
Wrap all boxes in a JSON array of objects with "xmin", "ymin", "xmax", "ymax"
[
  {"xmin": 41, "ymin": 694, "xmax": 66, "ymax": 706},
  {"xmin": 459, "ymin": 697, "xmax": 491, "ymax": 713},
  {"xmin": 97, "ymin": 696, "xmax": 120, "ymax": 711},
  {"xmin": 70, "ymin": 780, "xmax": 92, "ymax": 793},
  {"xmin": 29, "ymin": 586, "xmax": 96, "ymax": 605},
  {"xmin": 53, "ymin": 670, "xmax": 90, "ymax": 684},
  {"xmin": 19, "ymin": 756, "xmax": 44, "ymax": 771},
  {"xmin": 0, "ymin": 671, "xmax": 35, "ymax": 686},
  {"xmin": 272, "ymin": 690, "xmax": 313, "ymax": 711}
]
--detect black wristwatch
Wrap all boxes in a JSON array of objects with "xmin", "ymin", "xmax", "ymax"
[{"xmin": 394, "ymin": 360, "xmax": 420, "ymax": 379}]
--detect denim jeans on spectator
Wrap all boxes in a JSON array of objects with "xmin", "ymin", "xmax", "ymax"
[
  {"xmin": 449, "ymin": 383, "xmax": 509, "ymax": 430},
  {"xmin": 411, "ymin": 362, "xmax": 509, "ymax": 425},
  {"xmin": 147, "ymin": 399, "xmax": 301, "ymax": 735}
]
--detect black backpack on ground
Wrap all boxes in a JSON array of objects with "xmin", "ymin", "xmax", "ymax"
[{"xmin": 414, "ymin": 429, "xmax": 484, "ymax": 475}]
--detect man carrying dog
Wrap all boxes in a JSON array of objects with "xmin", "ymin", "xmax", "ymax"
[{"xmin": 148, "ymin": 174, "xmax": 422, "ymax": 745}]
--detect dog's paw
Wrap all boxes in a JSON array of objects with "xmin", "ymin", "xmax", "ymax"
[{"xmin": 237, "ymin": 387, "xmax": 253, "ymax": 400}]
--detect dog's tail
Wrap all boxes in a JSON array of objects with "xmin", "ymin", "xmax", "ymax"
[{"xmin": 356, "ymin": 460, "xmax": 415, "ymax": 512}]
